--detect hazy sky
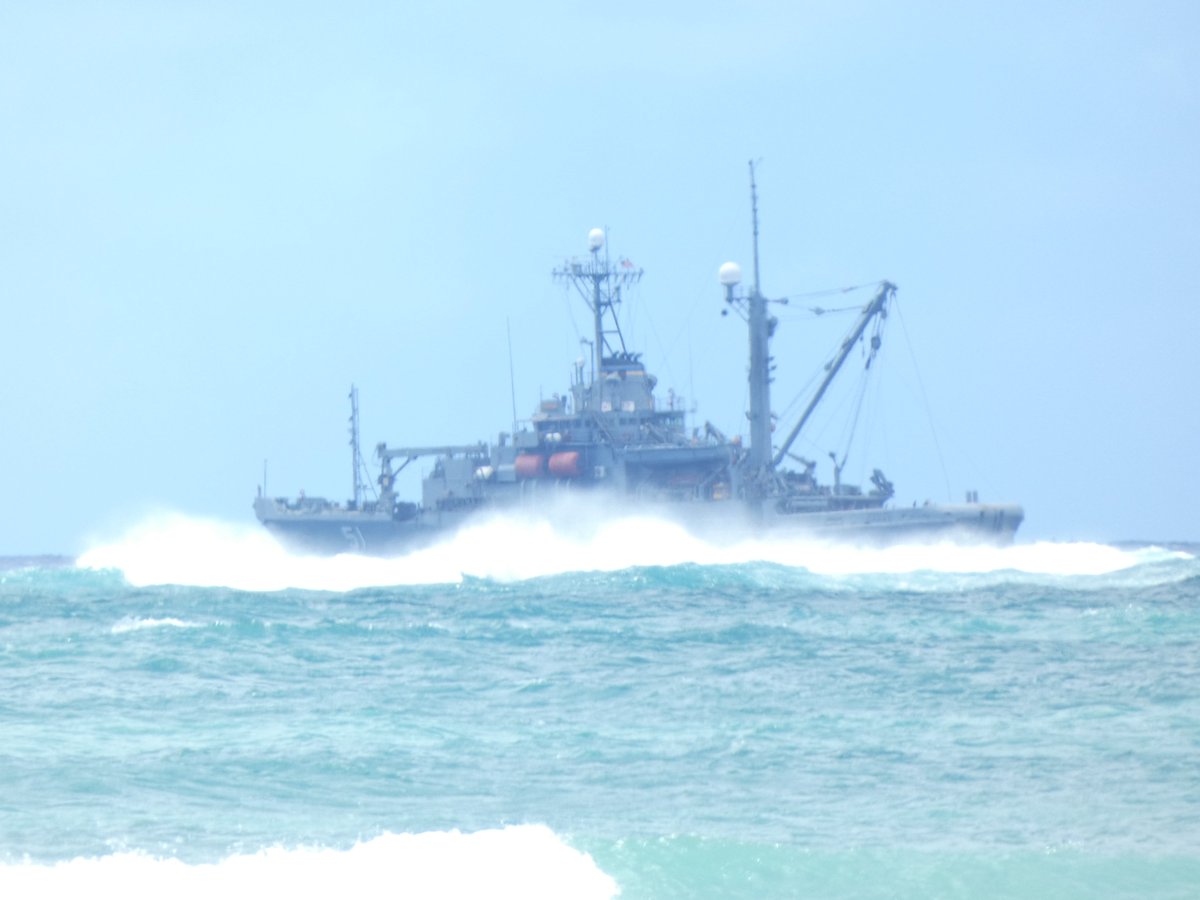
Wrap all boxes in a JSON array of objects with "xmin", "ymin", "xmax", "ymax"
[{"xmin": 3, "ymin": 1, "xmax": 1198, "ymax": 553}]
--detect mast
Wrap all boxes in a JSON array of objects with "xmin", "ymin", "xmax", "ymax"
[
  {"xmin": 553, "ymin": 229, "xmax": 643, "ymax": 408},
  {"xmin": 349, "ymin": 384, "xmax": 363, "ymax": 507},
  {"xmin": 746, "ymin": 161, "xmax": 773, "ymax": 475},
  {"xmin": 506, "ymin": 318, "xmax": 518, "ymax": 435},
  {"xmin": 719, "ymin": 161, "xmax": 777, "ymax": 484},
  {"xmin": 591, "ymin": 232, "xmax": 605, "ymax": 379}
]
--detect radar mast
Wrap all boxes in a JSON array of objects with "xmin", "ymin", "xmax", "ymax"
[
  {"xmin": 720, "ymin": 160, "xmax": 781, "ymax": 493},
  {"xmin": 553, "ymin": 229, "xmax": 644, "ymax": 410}
]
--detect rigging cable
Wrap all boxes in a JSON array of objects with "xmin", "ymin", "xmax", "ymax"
[
  {"xmin": 559, "ymin": 278, "xmax": 583, "ymax": 344},
  {"xmin": 831, "ymin": 310, "xmax": 887, "ymax": 477},
  {"xmin": 775, "ymin": 363, "xmax": 824, "ymax": 427},
  {"xmin": 893, "ymin": 297, "xmax": 953, "ymax": 502},
  {"xmin": 781, "ymin": 281, "xmax": 880, "ymax": 301},
  {"xmin": 631, "ymin": 281, "xmax": 682, "ymax": 400},
  {"xmin": 834, "ymin": 365, "xmax": 869, "ymax": 471},
  {"xmin": 776, "ymin": 304, "xmax": 863, "ymax": 322},
  {"xmin": 772, "ymin": 283, "xmax": 887, "ymax": 435}
]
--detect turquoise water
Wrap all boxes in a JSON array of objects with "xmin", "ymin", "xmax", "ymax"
[{"xmin": 2, "ymin": 516, "xmax": 1198, "ymax": 898}]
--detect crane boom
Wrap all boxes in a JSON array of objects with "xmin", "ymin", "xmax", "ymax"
[{"xmin": 771, "ymin": 281, "xmax": 895, "ymax": 469}]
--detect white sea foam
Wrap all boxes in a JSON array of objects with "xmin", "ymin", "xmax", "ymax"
[
  {"xmin": 77, "ymin": 509, "xmax": 1188, "ymax": 592},
  {"xmin": 0, "ymin": 825, "xmax": 618, "ymax": 900},
  {"xmin": 110, "ymin": 616, "xmax": 205, "ymax": 634}
]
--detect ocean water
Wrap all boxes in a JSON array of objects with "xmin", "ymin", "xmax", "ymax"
[{"xmin": 2, "ymin": 513, "xmax": 1198, "ymax": 898}]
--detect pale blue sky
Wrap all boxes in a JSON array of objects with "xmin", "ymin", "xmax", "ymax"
[{"xmin": 2, "ymin": 1, "xmax": 1197, "ymax": 553}]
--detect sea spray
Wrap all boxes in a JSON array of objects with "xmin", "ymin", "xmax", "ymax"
[{"xmin": 76, "ymin": 510, "xmax": 1164, "ymax": 592}]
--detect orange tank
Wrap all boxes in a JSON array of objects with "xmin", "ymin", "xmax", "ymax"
[{"xmin": 548, "ymin": 451, "xmax": 582, "ymax": 478}]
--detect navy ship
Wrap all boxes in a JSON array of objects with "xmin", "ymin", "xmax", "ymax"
[{"xmin": 254, "ymin": 166, "xmax": 1022, "ymax": 554}]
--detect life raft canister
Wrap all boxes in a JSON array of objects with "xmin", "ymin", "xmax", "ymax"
[
  {"xmin": 548, "ymin": 451, "xmax": 582, "ymax": 478},
  {"xmin": 514, "ymin": 454, "xmax": 546, "ymax": 479}
]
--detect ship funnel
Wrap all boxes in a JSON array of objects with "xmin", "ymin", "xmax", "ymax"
[
  {"xmin": 588, "ymin": 228, "xmax": 605, "ymax": 251},
  {"xmin": 718, "ymin": 261, "xmax": 742, "ymax": 286}
]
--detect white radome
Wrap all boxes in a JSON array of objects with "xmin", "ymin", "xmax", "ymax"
[
  {"xmin": 718, "ymin": 261, "xmax": 742, "ymax": 286},
  {"xmin": 588, "ymin": 228, "xmax": 605, "ymax": 251}
]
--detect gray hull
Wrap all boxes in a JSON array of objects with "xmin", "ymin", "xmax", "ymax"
[{"xmin": 254, "ymin": 495, "xmax": 1022, "ymax": 557}]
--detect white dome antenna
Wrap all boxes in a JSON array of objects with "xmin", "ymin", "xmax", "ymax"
[
  {"xmin": 588, "ymin": 228, "xmax": 605, "ymax": 252},
  {"xmin": 718, "ymin": 261, "xmax": 742, "ymax": 286}
]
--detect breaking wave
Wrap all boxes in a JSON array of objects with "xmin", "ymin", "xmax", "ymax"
[
  {"xmin": 75, "ymin": 510, "xmax": 1194, "ymax": 593},
  {"xmin": 0, "ymin": 826, "xmax": 617, "ymax": 900}
]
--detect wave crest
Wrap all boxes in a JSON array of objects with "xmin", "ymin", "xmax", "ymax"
[
  {"xmin": 76, "ymin": 510, "xmax": 1190, "ymax": 592},
  {"xmin": 110, "ymin": 616, "xmax": 205, "ymax": 635}
]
